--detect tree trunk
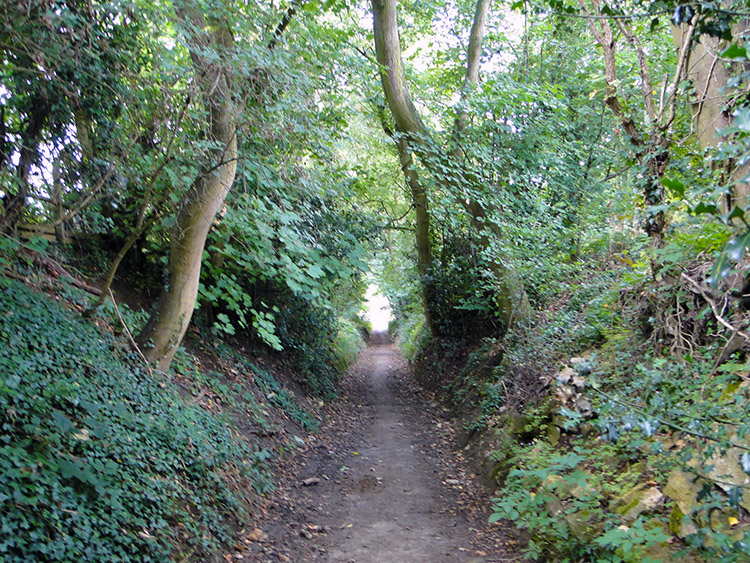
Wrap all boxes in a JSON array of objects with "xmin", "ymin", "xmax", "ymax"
[
  {"xmin": 372, "ymin": 0, "xmax": 529, "ymax": 330},
  {"xmin": 1, "ymin": 98, "xmax": 49, "ymax": 233},
  {"xmin": 136, "ymin": 12, "xmax": 237, "ymax": 371},
  {"xmin": 673, "ymin": 22, "xmax": 750, "ymax": 207}
]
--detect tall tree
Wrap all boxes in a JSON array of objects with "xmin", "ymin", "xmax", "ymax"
[
  {"xmin": 371, "ymin": 0, "xmax": 530, "ymax": 331},
  {"xmin": 136, "ymin": 4, "xmax": 238, "ymax": 370},
  {"xmin": 581, "ymin": 0, "xmax": 696, "ymax": 246}
]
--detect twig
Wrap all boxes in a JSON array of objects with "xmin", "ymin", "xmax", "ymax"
[
  {"xmin": 589, "ymin": 385, "xmax": 750, "ymax": 451},
  {"xmin": 107, "ymin": 288, "xmax": 154, "ymax": 377},
  {"xmin": 681, "ymin": 273, "xmax": 750, "ymax": 339}
]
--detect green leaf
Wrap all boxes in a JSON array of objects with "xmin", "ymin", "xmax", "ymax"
[
  {"xmin": 723, "ymin": 206, "xmax": 746, "ymax": 223},
  {"xmin": 50, "ymin": 411, "xmax": 74, "ymax": 433},
  {"xmin": 661, "ymin": 177, "xmax": 686, "ymax": 198},
  {"xmin": 708, "ymin": 231, "xmax": 750, "ymax": 285},
  {"xmin": 720, "ymin": 44, "xmax": 748, "ymax": 60},
  {"xmin": 734, "ymin": 107, "xmax": 750, "ymax": 131},
  {"xmin": 693, "ymin": 202, "xmax": 718, "ymax": 215},
  {"xmin": 728, "ymin": 485, "xmax": 743, "ymax": 508}
]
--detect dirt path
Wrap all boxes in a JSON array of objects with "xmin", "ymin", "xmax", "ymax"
[{"xmin": 246, "ymin": 335, "xmax": 521, "ymax": 562}]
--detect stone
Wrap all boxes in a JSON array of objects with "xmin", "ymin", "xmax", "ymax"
[
  {"xmin": 507, "ymin": 412, "xmax": 530, "ymax": 437},
  {"xmin": 246, "ymin": 528, "xmax": 267, "ymax": 542},
  {"xmin": 669, "ymin": 505, "xmax": 698, "ymax": 538},
  {"xmin": 557, "ymin": 367, "xmax": 576, "ymax": 384},
  {"xmin": 703, "ymin": 446, "xmax": 750, "ymax": 512},
  {"xmin": 551, "ymin": 414, "xmax": 567, "ymax": 428},
  {"xmin": 709, "ymin": 507, "xmax": 740, "ymax": 532},
  {"xmin": 565, "ymin": 509, "xmax": 602, "ymax": 541},
  {"xmin": 610, "ymin": 483, "xmax": 664, "ymax": 523},
  {"xmin": 664, "ymin": 469, "xmax": 705, "ymax": 515},
  {"xmin": 302, "ymin": 477, "xmax": 320, "ymax": 487}
]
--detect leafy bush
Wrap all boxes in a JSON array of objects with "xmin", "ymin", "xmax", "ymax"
[
  {"xmin": 0, "ymin": 278, "xmax": 271, "ymax": 562},
  {"xmin": 332, "ymin": 317, "xmax": 367, "ymax": 372}
]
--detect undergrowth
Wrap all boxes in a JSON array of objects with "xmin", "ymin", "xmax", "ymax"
[{"xmin": 0, "ymin": 278, "xmax": 272, "ymax": 562}]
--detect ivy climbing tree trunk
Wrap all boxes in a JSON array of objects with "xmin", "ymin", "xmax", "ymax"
[
  {"xmin": 136, "ymin": 8, "xmax": 237, "ymax": 371},
  {"xmin": 371, "ymin": 0, "xmax": 433, "ymax": 324}
]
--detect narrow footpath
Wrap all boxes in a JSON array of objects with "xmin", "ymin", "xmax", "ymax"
[{"xmin": 246, "ymin": 334, "xmax": 521, "ymax": 562}]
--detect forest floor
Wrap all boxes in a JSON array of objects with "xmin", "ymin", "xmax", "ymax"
[{"xmin": 243, "ymin": 333, "xmax": 523, "ymax": 563}]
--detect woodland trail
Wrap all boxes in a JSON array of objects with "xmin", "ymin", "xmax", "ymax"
[{"xmin": 246, "ymin": 334, "xmax": 521, "ymax": 562}]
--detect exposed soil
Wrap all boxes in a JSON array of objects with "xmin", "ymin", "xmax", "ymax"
[{"xmin": 243, "ymin": 334, "xmax": 522, "ymax": 562}]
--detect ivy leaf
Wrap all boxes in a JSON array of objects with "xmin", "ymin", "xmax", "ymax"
[
  {"xmin": 720, "ymin": 44, "xmax": 748, "ymax": 60},
  {"xmin": 661, "ymin": 177, "xmax": 686, "ymax": 198},
  {"xmin": 728, "ymin": 485, "xmax": 743, "ymax": 509},
  {"xmin": 50, "ymin": 411, "xmax": 74, "ymax": 433},
  {"xmin": 722, "ymin": 206, "xmax": 746, "ymax": 224},
  {"xmin": 708, "ymin": 231, "xmax": 750, "ymax": 286},
  {"xmin": 693, "ymin": 202, "xmax": 718, "ymax": 215},
  {"xmin": 734, "ymin": 107, "xmax": 750, "ymax": 131}
]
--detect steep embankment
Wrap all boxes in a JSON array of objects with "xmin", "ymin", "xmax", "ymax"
[
  {"xmin": 246, "ymin": 335, "xmax": 521, "ymax": 562},
  {"xmin": 0, "ymin": 277, "xmax": 318, "ymax": 562}
]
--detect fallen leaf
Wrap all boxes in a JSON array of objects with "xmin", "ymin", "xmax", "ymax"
[{"xmin": 246, "ymin": 528, "xmax": 267, "ymax": 543}]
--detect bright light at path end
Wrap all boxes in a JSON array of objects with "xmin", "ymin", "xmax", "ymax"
[{"xmin": 365, "ymin": 284, "xmax": 392, "ymax": 333}]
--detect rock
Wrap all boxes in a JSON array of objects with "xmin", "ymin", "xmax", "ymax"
[
  {"xmin": 302, "ymin": 477, "xmax": 320, "ymax": 487},
  {"xmin": 246, "ymin": 528, "xmax": 267, "ymax": 542},
  {"xmin": 703, "ymin": 446, "xmax": 750, "ymax": 511},
  {"xmin": 545, "ymin": 496, "xmax": 565, "ymax": 517},
  {"xmin": 570, "ymin": 482, "xmax": 597, "ymax": 501},
  {"xmin": 555, "ymin": 384, "xmax": 576, "ymax": 405},
  {"xmin": 507, "ymin": 412, "xmax": 529, "ymax": 436},
  {"xmin": 551, "ymin": 414, "xmax": 567, "ymax": 428},
  {"xmin": 709, "ymin": 507, "xmax": 740, "ymax": 532},
  {"xmin": 669, "ymin": 505, "xmax": 698, "ymax": 538},
  {"xmin": 541, "ymin": 474, "xmax": 570, "ymax": 497},
  {"xmin": 729, "ymin": 523, "xmax": 750, "ymax": 543},
  {"xmin": 444, "ymin": 479, "xmax": 460, "ymax": 486},
  {"xmin": 664, "ymin": 469, "xmax": 705, "ymax": 515},
  {"xmin": 557, "ymin": 367, "xmax": 576, "ymax": 384},
  {"xmin": 573, "ymin": 396, "xmax": 592, "ymax": 417},
  {"xmin": 565, "ymin": 509, "xmax": 602, "ymax": 541},
  {"xmin": 610, "ymin": 483, "xmax": 664, "ymax": 523}
]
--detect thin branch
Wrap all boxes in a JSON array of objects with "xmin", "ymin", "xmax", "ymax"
[
  {"xmin": 268, "ymin": 1, "xmax": 305, "ymax": 49},
  {"xmin": 681, "ymin": 273, "xmax": 750, "ymax": 340},
  {"xmin": 589, "ymin": 386, "xmax": 750, "ymax": 452},
  {"xmin": 108, "ymin": 288, "xmax": 155, "ymax": 377},
  {"xmin": 659, "ymin": 15, "xmax": 698, "ymax": 129},
  {"xmin": 49, "ymin": 138, "xmax": 138, "ymax": 227}
]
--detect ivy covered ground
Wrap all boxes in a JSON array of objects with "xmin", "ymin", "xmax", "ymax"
[{"xmin": 0, "ymin": 273, "xmax": 322, "ymax": 562}]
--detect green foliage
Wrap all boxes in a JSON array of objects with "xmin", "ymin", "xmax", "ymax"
[
  {"xmin": 491, "ymin": 441, "xmax": 669, "ymax": 562},
  {"xmin": 0, "ymin": 279, "xmax": 271, "ymax": 562},
  {"xmin": 332, "ymin": 317, "xmax": 367, "ymax": 373},
  {"xmin": 273, "ymin": 294, "xmax": 347, "ymax": 399}
]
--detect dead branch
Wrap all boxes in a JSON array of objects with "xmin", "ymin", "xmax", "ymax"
[{"xmin": 681, "ymin": 273, "xmax": 750, "ymax": 339}]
